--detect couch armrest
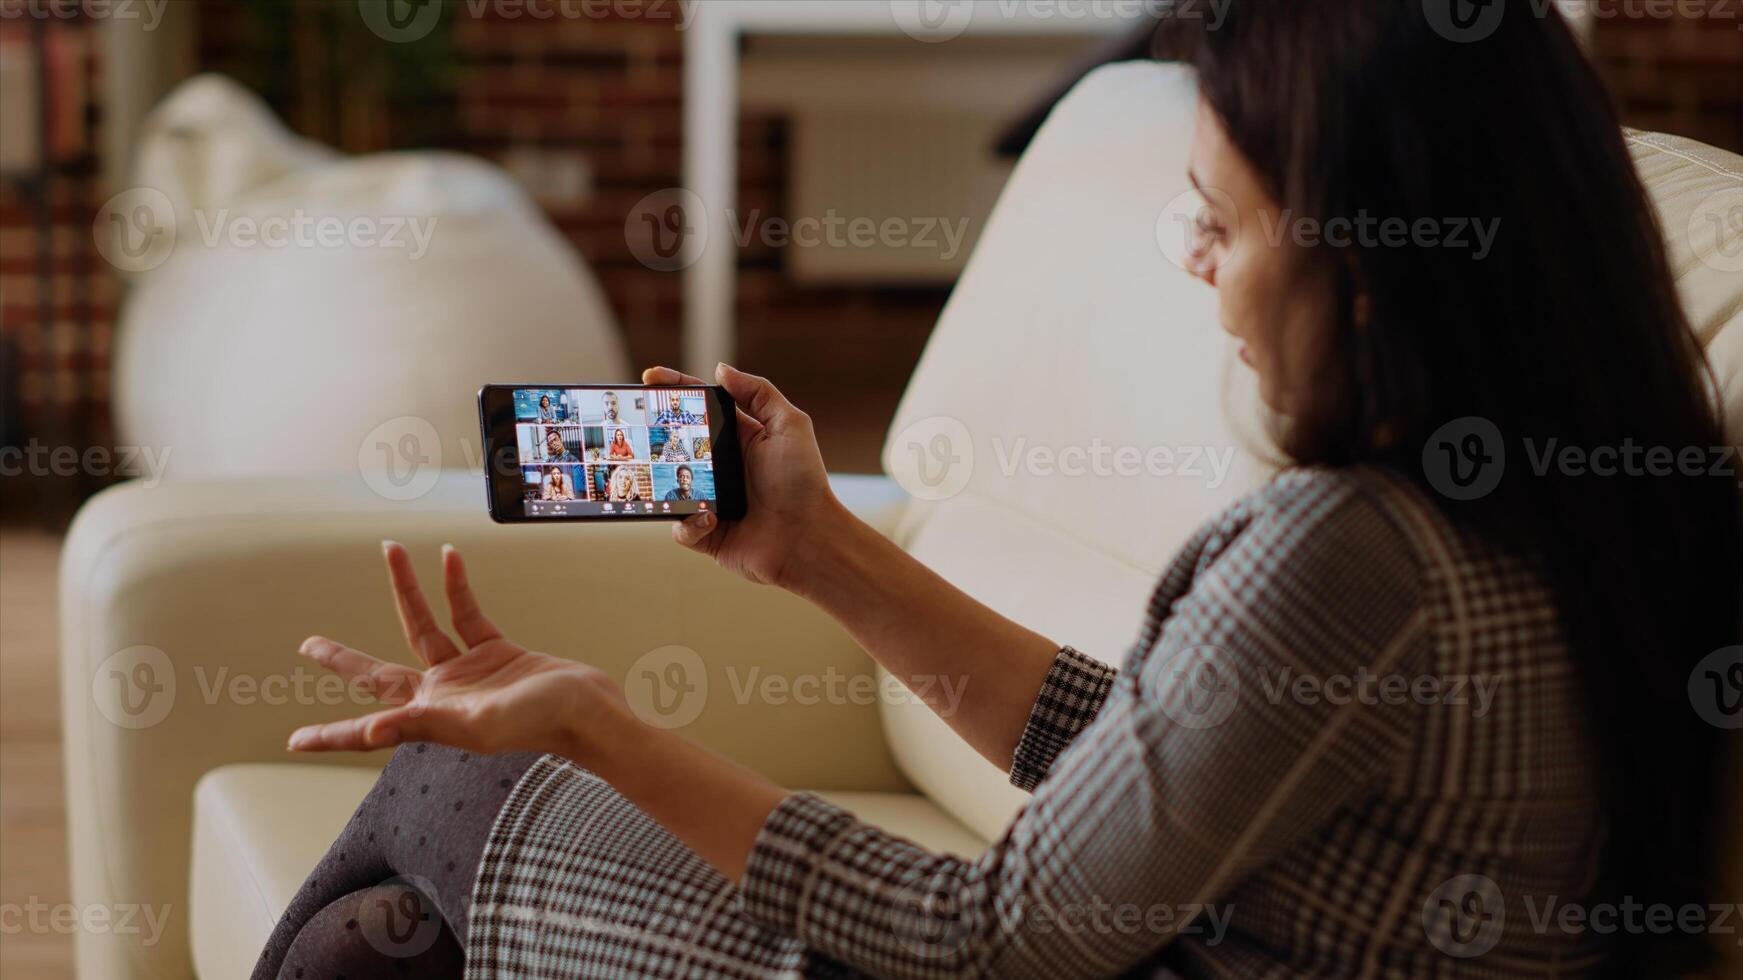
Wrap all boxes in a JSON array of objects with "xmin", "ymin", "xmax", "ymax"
[{"xmin": 59, "ymin": 471, "xmax": 909, "ymax": 980}]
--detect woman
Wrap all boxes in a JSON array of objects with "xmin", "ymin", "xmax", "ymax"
[
  {"xmin": 536, "ymin": 394, "xmax": 558, "ymax": 423},
  {"xmin": 607, "ymin": 427, "xmax": 636, "ymax": 460},
  {"xmin": 254, "ymin": 4, "xmax": 1738, "ymax": 978},
  {"xmin": 539, "ymin": 466, "xmax": 574, "ymax": 502},
  {"xmin": 607, "ymin": 464, "xmax": 644, "ymax": 503}
]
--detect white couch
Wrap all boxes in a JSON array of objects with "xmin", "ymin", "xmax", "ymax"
[{"xmin": 60, "ymin": 63, "xmax": 1743, "ymax": 979}]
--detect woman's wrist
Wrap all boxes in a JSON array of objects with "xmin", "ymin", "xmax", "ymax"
[
  {"xmin": 774, "ymin": 499, "xmax": 881, "ymax": 601},
  {"xmin": 554, "ymin": 671, "xmax": 643, "ymax": 765}
]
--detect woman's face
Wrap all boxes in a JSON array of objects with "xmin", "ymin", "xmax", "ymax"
[
  {"xmin": 1183, "ymin": 98, "xmax": 1331, "ymax": 414},
  {"xmin": 613, "ymin": 430, "xmax": 627, "ymax": 446}
]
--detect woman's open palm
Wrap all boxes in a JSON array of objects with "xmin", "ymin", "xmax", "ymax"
[{"xmin": 287, "ymin": 543, "xmax": 609, "ymax": 757}]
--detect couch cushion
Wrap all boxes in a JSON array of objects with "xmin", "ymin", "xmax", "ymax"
[{"xmin": 190, "ymin": 764, "xmax": 985, "ymax": 980}]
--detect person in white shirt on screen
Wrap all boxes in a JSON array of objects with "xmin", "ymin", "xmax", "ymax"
[
  {"xmin": 601, "ymin": 391, "xmax": 625, "ymax": 425},
  {"xmin": 659, "ymin": 429, "xmax": 692, "ymax": 462}
]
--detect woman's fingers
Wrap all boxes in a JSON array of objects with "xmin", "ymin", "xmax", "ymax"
[
  {"xmin": 441, "ymin": 545, "xmax": 503, "ymax": 648},
  {"xmin": 383, "ymin": 541, "xmax": 463, "ymax": 666},
  {"xmin": 287, "ymin": 710, "xmax": 405, "ymax": 752},
  {"xmin": 642, "ymin": 365, "xmax": 708, "ymax": 386},
  {"xmin": 671, "ymin": 512, "xmax": 719, "ymax": 551},
  {"xmin": 715, "ymin": 364, "xmax": 803, "ymax": 432},
  {"xmin": 298, "ymin": 636, "xmax": 423, "ymax": 705},
  {"xmin": 643, "ymin": 364, "xmax": 764, "ymax": 440}
]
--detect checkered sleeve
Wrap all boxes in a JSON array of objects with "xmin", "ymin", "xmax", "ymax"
[
  {"xmin": 739, "ymin": 474, "xmax": 1432, "ymax": 979},
  {"xmin": 1008, "ymin": 646, "xmax": 1117, "ymax": 791}
]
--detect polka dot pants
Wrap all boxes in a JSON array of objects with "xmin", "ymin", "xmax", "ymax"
[{"xmin": 251, "ymin": 743, "xmax": 542, "ymax": 980}]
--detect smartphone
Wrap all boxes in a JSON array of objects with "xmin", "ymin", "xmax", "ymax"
[{"xmin": 478, "ymin": 383, "xmax": 747, "ymax": 523}]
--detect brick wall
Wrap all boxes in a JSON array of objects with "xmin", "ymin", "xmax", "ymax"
[
  {"xmin": 1587, "ymin": 1, "xmax": 1743, "ymax": 153},
  {"xmin": 0, "ymin": 9, "xmax": 112, "ymax": 522}
]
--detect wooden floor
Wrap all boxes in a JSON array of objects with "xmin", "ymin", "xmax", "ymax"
[{"xmin": 0, "ymin": 531, "xmax": 72, "ymax": 979}]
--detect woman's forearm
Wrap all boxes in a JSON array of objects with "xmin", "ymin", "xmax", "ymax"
[
  {"xmin": 781, "ymin": 506, "xmax": 1063, "ymax": 770},
  {"xmin": 572, "ymin": 698, "xmax": 785, "ymax": 882}
]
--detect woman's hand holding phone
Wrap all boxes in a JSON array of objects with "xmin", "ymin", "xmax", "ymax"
[{"xmin": 642, "ymin": 364, "xmax": 849, "ymax": 590}]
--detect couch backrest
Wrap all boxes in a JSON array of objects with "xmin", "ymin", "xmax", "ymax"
[
  {"xmin": 878, "ymin": 60, "xmax": 1743, "ymax": 874},
  {"xmin": 880, "ymin": 63, "xmax": 1270, "ymax": 838}
]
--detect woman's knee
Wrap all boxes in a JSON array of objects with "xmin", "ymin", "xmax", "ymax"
[{"xmin": 277, "ymin": 882, "xmax": 463, "ymax": 979}]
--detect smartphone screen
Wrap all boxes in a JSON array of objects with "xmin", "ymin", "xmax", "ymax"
[{"xmin": 478, "ymin": 384, "xmax": 745, "ymax": 522}]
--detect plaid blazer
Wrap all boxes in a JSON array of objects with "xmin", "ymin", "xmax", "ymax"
[{"xmin": 740, "ymin": 466, "xmax": 1605, "ymax": 978}]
